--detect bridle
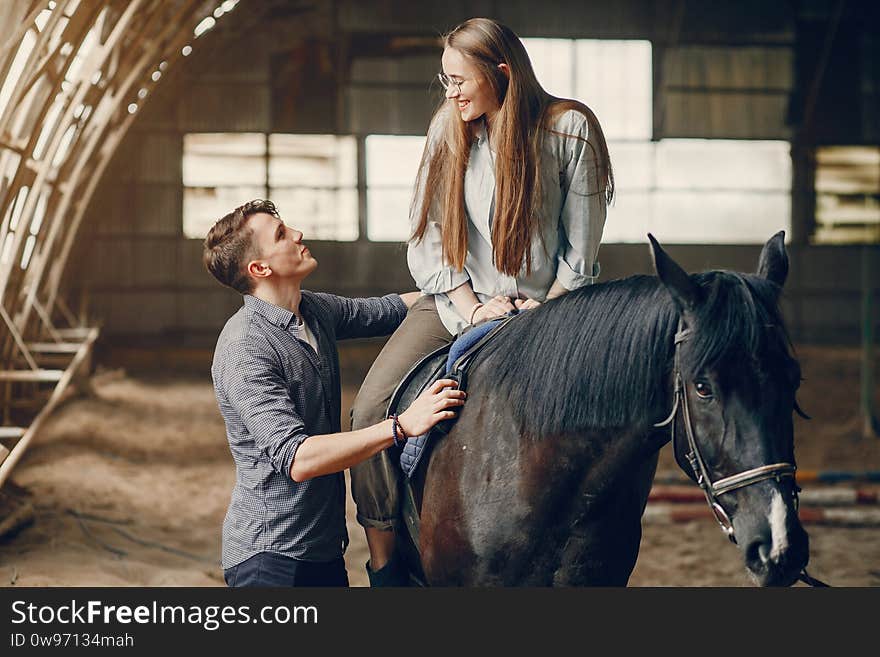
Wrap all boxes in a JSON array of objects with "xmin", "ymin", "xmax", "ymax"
[
  {"xmin": 654, "ymin": 320, "xmax": 829, "ymax": 587},
  {"xmin": 654, "ymin": 322, "xmax": 797, "ymax": 541}
]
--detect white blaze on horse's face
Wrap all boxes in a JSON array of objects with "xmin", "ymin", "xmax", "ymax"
[
  {"xmin": 767, "ymin": 489, "xmax": 789, "ymax": 563},
  {"xmin": 743, "ymin": 484, "xmax": 803, "ymax": 586}
]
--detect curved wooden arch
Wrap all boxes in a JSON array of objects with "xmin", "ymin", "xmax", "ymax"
[{"xmin": 0, "ymin": 0, "xmax": 242, "ymax": 487}]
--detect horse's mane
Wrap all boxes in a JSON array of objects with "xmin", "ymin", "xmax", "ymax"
[{"xmin": 475, "ymin": 271, "xmax": 795, "ymax": 436}]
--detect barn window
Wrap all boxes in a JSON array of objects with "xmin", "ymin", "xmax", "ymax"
[
  {"xmin": 526, "ymin": 38, "xmax": 792, "ymax": 244},
  {"xmin": 524, "ymin": 38, "xmax": 653, "ymax": 141},
  {"xmin": 601, "ymin": 139, "xmax": 792, "ymax": 244},
  {"xmin": 268, "ymin": 134, "xmax": 358, "ymax": 241},
  {"xmin": 182, "ymin": 133, "xmax": 358, "ymax": 240},
  {"xmin": 183, "ymin": 133, "xmax": 267, "ymax": 239},
  {"xmin": 812, "ymin": 146, "xmax": 880, "ymax": 244},
  {"xmin": 364, "ymin": 135, "xmax": 425, "ymax": 241}
]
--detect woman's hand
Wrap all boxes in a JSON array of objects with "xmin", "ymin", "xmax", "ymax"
[
  {"xmin": 398, "ymin": 291, "xmax": 422, "ymax": 309},
  {"xmin": 514, "ymin": 298, "xmax": 541, "ymax": 310},
  {"xmin": 471, "ymin": 295, "xmax": 516, "ymax": 324},
  {"xmin": 397, "ymin": 379, "xmax": 465, "ymax": 437}
]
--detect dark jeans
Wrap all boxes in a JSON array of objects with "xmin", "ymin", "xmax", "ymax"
[{"xmin": 224, "ymin": 552, "xmax": 349, "ymax": 587}]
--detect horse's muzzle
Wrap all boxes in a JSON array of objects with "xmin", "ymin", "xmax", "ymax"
[{"xmin": 743, "ymin": 523, "xmax": 809, "ymax": 587}]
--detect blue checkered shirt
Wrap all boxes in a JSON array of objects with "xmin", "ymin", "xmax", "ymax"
[{"xmin": 212, "ymin": 291, "xmax": 407, "ymax": 568}]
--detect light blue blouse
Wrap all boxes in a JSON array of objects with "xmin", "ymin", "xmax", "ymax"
[{"xmin": 407, "ymin": 108, "xmax": 607, "ymax": 335}]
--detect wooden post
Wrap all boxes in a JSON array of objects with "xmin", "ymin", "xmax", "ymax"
[{"xmin": 862, "ymin": 245, "xmax": 879, "ymax": 439}]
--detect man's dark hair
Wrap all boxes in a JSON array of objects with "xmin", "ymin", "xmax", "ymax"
[{"xmin": 203, "ymin": 199, "xmax": 280, "ymax": 294}]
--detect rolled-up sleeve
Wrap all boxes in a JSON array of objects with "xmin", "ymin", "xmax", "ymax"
[
  {"xmin": 313, "ymin": 292, "xmax": 407, "ymax": 340},
  {"xmin": 555, "ymin": 110, "xmax": 607, "ymax": 291},
  {"xmin": 407, "ymin": 117, "xmax": 471, "ymax": 294},
  {"xmin": 407, "ymin": 223, "xmax": 471, "ymax": 294},
  {"xmin": 220, "ymin": 340, "xmax": 309, "ymax": 478}
]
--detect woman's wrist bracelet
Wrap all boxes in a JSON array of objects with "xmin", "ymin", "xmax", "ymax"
[{"xmin": 468, "ymin": 302, "xmax": 484, "ymax": 325}]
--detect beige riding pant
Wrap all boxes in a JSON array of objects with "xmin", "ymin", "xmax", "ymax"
[{"xmin": 349, "ymin": 295, "xmax": 453, "ymax": 531}]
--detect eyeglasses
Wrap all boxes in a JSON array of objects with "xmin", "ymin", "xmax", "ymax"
[{"xmin": 437, "ymin": 73, "xmax": 468, "ymax": 94}]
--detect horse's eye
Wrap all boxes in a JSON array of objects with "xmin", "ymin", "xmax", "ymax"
[{"xmin": 694, "ymin": 380, "xmax": 713, "ymax": 399}]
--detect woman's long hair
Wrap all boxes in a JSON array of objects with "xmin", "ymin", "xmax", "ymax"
[{"xmin": 411, "ymin": 18, "xmax": 614, "ymax": 277}]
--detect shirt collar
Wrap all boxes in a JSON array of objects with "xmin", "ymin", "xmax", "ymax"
[
  {"xmin": 244, "ymin": 294, "xmax": 297, "ymax": 330},
  {"xmin": 473, "ymin": 118, "xmax": 489, "ymax": 145}
]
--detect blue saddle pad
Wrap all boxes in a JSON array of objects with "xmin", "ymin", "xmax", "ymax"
[
  {"xmin": 444, "ymin": 320, "xmax": 500, "ymax": 375},
  {"xmin": 399, "ymin": 318, "xmax": 504, "ymax": 478}
]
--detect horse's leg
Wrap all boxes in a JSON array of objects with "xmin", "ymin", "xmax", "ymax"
[{"xmin": 552, "ymin": 451, "xmax": 659, "ymax": 586}]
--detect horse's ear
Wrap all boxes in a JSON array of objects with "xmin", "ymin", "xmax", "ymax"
[
  {"xmin": 756, "ymin": 230, "xmax": 788, "ymax": 288},
  {"xmin": 648, "ymin": 233, "xmax": 700, "ymax": 313}
]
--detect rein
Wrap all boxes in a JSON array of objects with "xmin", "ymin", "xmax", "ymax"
[{"xmin": 654, "ymin": 320, "xmax": 830, "ymax": 587}]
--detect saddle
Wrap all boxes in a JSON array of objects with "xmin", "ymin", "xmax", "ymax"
[{"xmin": 386, "ymin": 314, "xmax": 517, "ymax": 478}]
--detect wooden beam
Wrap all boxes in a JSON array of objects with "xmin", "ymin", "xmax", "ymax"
[
  {"xmin": 0, "ymin": 369, "xmax": 63, "ymax": 382},
  {"xmin": 0, "ymin": 327, "xmax": 98, "ymax": 488},
  {"xmin": 43, "ymin": 1, "xmax": 204, "ymax": 320},
  {"xmin": 12, "ymin": 354, "xmax": 74, "ymax": 369},
  {"xmin": 26, "ymin": 342, "xmax": 81, "ymax": 353},
  {"xmin": 55, "ymin": 327, "xmax": 92, "ymax": 338},
  {"xmin": 0, "ymin": 304, "xmax": 38, "ymax": 370},
  {"xmin": 30, "ymin": 298, "xmax": 63, "ymax": 343},
  {"xmin": 24, "ymin": 0, "xmax": 203, "ymax": 330}
]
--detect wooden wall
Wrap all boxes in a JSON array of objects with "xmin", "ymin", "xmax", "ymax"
[{"xmin": 67, "ymin": 0, "xmax": 879, "ymax": 352}]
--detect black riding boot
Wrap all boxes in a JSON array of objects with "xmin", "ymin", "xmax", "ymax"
[{"xmin": 366, "ymin": 554, "xmax": 410, "ymax": 587}]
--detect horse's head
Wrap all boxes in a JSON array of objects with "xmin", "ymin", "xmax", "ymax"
[{"xmin": 649, "ymin": 232, "xmax": 809, "ymax": 587}]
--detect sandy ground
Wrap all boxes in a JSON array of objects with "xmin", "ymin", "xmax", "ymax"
[{"xmin": 0, "ymin": 344, "xmax": 878, "ymax": 587}]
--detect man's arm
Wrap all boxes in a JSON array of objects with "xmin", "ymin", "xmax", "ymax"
[
  {"xmin": 313, "ymin": 292, "xmax": 407, "ymax": 340},
  {"xmin": 289, "ymin": 378, "xmax": 464, "ymax": 482},
  {"xmin": 220, "ymin": 339, "xmax": 312, "ymax": 479},
  {"xmin": 222, "ymin": 339, "xmax": 465, "ymax": 484}
]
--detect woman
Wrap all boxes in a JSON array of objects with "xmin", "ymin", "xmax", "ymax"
[{"xmin": 350, "ymin": 17, "xmax": 614, "ymax": 585}]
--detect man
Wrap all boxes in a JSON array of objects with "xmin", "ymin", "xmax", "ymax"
[{"xmin": 204, "ymin": 199, "xmax": 464, "ymax": 587}]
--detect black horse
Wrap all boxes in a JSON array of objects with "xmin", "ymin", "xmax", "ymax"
[{"xmin": 407, "ymin": 232, "xmax": 809, "ymax": 586}]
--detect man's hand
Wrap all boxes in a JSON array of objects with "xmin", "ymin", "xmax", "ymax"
[{"xmin": 397, "ymin": 379, "xmax": 465, "ymax": 436}]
